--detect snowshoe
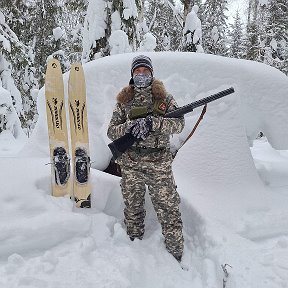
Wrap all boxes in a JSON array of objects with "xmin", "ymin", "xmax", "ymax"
[
  {"xmin": 74, "ymin": 194, "xmax": 91, "ymax": 208},
  {"xmin": 53, "ymin": 147, "xmax": 71, "ymax": 186},
  {"xmin": 75, "ymin": 147, "xmax": 90, "ymax": 185}
]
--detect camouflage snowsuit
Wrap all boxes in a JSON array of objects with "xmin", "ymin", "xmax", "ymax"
[{"xmin": 107, "ymin": 79, "xmax": 184, "ymax": 260}]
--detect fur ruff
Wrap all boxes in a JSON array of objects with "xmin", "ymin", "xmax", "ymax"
[{"xmin": 116, "ymin": 79, "xmax": 167, "ymax": 104}]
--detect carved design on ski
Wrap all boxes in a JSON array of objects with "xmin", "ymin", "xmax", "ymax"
[
  {"xmin": 46, "ymin": 98, "xmax": 64, "ymax": 133},
  {"xmin": 69, "ymin": 100, "xmax": 86, "ymax": 134}
]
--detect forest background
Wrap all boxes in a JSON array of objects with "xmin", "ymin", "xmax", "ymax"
[{"xmin": 0, "ymin": 0, "xmax": 287, "ymax": 137}]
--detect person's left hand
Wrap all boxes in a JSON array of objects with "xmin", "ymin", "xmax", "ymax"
[{"xmin": 131, "ymin": 116, "xmax": 152, "ymax": 140}]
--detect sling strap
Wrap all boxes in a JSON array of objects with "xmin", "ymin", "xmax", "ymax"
[{"xmin": 177, "ymin": 104, "xmax": 207, "ymax": 152}]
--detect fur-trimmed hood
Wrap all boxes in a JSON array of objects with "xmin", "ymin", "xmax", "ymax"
[{"xmin": 116, "ymin": 79, "xmax": 167, "ymax": 104}]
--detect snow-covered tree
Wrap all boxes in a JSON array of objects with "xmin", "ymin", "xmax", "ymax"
[
  {"xmin": 145, "ymin": 0, "xmax": 182, "ymax": 51},
  {"xmin": 228, "ymin": 10, "xmax": 245, "ymax": 58},
  {"xmin": 82, "ymin": 0, "xmax": 110, "ymax": 61},
  {"xmin": 0, "ymin": 1, "xmax": 58, "ymax": 135},
  {"xmin": 243, "ymin": 1, "xmax": 267, "ymax": 62},
  {"xmin": 0, "ymin": 86, "xmax": 26, "ymax": 140},
  {"xmin": 0, "ymin": 9, "xmax": 29, "ymax": 133},
  {"xmin": 29, "ymin": 0, "xmax": 60, "ymax": 85},
  {"xmin": 243, "ymin": 21, "xmax": 259, "ymax": 60},
  {"xmin": 180, "ymin": 0, "xmax": 202, "ymax": 22},
  {"xmin": 83, "ymin": 0, "xmax": 142, "ymax": 61},
  {"xmin": 182, "ymin": 5, "xmax": 203, "ymax": 52},
  {"xmin": 201, "ymin": 0, "xmax": 229, "ymax": 55},
  {"xmin": 138, "ymin": 32, "xmax": 156, "ymax": 51},
  {"xmin": 263, "ymin": 0, "xmax": 288, "ymax": 74},
  {"xmin": 113, "ymin": 0, "xmax": 142, "ymax": 50},
  {"xmin": 109, "ymin": 30, "xmax": 132, "ymax": 55},
  {"xmin": 59, "ymin": 0, "xmax": 87, "ymax": 60}
]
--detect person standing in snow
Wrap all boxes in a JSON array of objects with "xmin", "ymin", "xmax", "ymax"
[{"xmin": 107, "ymin": 55, "xmax": 184, "ymax": 262}]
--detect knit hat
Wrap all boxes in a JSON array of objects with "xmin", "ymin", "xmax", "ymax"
[{"xmin": 131, "ymin": 55, "xmax": 153, "ymax": 76}]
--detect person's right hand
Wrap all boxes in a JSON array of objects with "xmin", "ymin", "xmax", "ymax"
[{"xmin": 130, "ymin": 117, "xmax": 152, "ymax": 140}]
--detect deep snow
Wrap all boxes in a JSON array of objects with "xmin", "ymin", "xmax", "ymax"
[{"xmin": 0, "ymin": 52, "xmax": 288, "ymax": 288}]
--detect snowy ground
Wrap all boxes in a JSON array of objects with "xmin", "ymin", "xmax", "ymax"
[
  {"xmin": 0, "ymin": 52, "xmax": 287, "ymax": 287},
  {"xmin": 0, "ymin": 138, "xmax": 288, "ymax": 288}
]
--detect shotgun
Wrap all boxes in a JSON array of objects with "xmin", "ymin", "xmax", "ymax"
[{"xmin": 108, "ymin": 87, "xmax": 235, "ymax": 159}]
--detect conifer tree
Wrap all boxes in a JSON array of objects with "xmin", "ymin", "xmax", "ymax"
[
  {"xmin": 182, "ymin": 5, "xmax": 203, "ymax": 52},
  {"xmin": 201, "ymin": 0, "xmax": 229, "ymax": 55},
  {"xmin": 116, "ymin": 0, "xmax": 142, "ymax": 51},
  {"xmin": 145, "ymin": 0, "xmax": 181, "ymax": 51},
  {"xmin": 58, "ymin": 0, "xmax": 87, "ymax": 63},
  {"xmin": 83, "ymin": 0, "xmax": 142, "ymax": 61},
  {"xmin": 0, "ymin": 4, "xmax": 35, "ymax": 134},
  {"xmin": 244, "ymin": 21, "xmax": 260, "ymax": 60},
  {"xmin": 1, "ymin": 0, "xmax": 68, "ymax": 134},
  {"xmin": 264, "ymin": 0, "xmax": 288, "ymax": 74},
  {"xmin": 228, "ymin": 10, "xmax": 245, "ymax": 58},
  {"xmin": 180, "ymin": 0, "xmax": 202, "ymax": 21},
  {"xmin": 29, "ymin": 0, "xmax": 60, "ymax": 85},
  {"xmin": 82, "ymin": 0, "xmax": 111, "ymax": 61}
]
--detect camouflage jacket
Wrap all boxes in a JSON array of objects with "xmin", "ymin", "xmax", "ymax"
[{"xmin": 107, "ymin": 79, "xmax": 184, "ymax": 155}]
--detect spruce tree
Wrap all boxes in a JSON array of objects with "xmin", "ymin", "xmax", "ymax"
[
  {"xmin": 0, "ymin": 3, "xmax": 35, "ymax": 134},
  {"xmin": 264, "ymin": 0, "xmax": 288, "ymax": 75},
  {"xmin": 1, "ymin": 0, "xmax": 68, "ymax": 134},
  {"xmin": 82, "ymin": 0, "xmax": 111, "ymax": 61},
  {"xmin": 145, "ymin": 0, "xmax": 181, "ymax": 51},
  {"xmin": 58, "ymin": 0, "xmax": 87, "ymax": 64},
  {"xmin": 201, "ymin": 0, "xmax": 229, "ymax": 55},
  {"xmin": 244, "ymin": 0, "xmax": 263, "ymax": 61},
  {"xmin": 182, "ymin": 5, "xmax": 203, "ymax": 52},
  {"xmin": 111, "ymin": 0, "xmax": 141, "ymax": 51},
  {"xmin": 180, "ymin": 0, "xmax": 202, "ymax": 21},
  {"xmin": 228, "ymin": 10, "xmax": 245, "ymax": 59},
  {"xmin": 83, "ymin": 0, "xmax": 142, "ymax": 60},
  {"xmin": 244, "ymin": 20, "xmax": 260, "ymax": 60},
  {"xmin": 29, "ymin": 0, "xmax": 60, "ymax": 85}
]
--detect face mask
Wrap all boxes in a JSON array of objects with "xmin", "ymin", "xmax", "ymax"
[{"xmin": 133, "ymin": 73, "xmax": 152, "ymax": 88}]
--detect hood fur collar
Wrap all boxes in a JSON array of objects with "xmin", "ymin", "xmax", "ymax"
[{"xmin": 116, "ymin": 79, "xmax": 167, "ymax": 104}]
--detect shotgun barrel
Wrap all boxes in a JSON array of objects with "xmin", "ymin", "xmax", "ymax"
[{"xmin": 108, "ymin": 87, "xmax": 235, "ymax": 160}]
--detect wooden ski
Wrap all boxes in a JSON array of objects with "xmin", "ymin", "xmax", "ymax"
[
  {"xmin": 45, "ymin": 58, "xmax": 72, "ymax": 197},
  {"xmin": 68, "ymin": 63, "xmax": 91, "ymax": 208}
]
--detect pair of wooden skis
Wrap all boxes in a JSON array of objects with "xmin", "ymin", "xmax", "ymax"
[{"xmin": 45, "ymin": 58, "xmax": 91, "ymax": 208}]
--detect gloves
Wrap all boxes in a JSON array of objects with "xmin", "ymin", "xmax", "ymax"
[
  {"xmin": 125, "ymin": 119, "xmax": 136, "ymax": 133},
  {"xmin": 130, "ymin": 116, "xmax": 152, "ymax": 140}
]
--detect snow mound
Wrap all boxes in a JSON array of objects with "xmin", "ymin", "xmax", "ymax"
[
  {"xmin": 0, "ymin": 86, "xmax": 27, "ymax": 156},
  {"xmin": 22, "ymin": 52, "xmax": 288, "ymax": 190}
]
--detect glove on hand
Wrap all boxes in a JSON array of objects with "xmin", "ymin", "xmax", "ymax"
[
  {"xmin": 125, "ymin": 120, "xmax": 136, "ymax": 133},
  {"xmin": 131, "ymin": 116, "xmax": 152, "ymax": 140}
]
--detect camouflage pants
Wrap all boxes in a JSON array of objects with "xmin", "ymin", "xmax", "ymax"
[{"xmin": 120, "ymin": 152, "xmax": 184, "ymax": 260}]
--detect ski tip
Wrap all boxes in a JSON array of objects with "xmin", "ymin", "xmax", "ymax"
[
  {"xmin": 70, "ymin": 62, "xmax": 83, "ymax": 73},
  {"xmin": 47, "ymin": 58, "xmax": 60, "ymax": 68}
]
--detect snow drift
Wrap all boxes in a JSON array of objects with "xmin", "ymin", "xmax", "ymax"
[
  {"xmin": 1, "ymin": 52, "xmax": 288, "ymax": 288},
  {"xmin": 23, "ymin": 52, "xmax": 288, "ymax": 189},
  {"xmin": 0, "ymin": 86, "xmax": 27, "ymax": 156}
]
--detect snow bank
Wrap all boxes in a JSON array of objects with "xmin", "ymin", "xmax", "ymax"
[
  {"xmin": 0, "ymin": 87, "xmax": 27, "ymax": 155},
  {"xmin": 23, "ymin": 52, "xmax": 288, "ymax": 190},
  {"xmin": 1, "ymin": 140, "xmax": 288, "ymax": 287},
  {"xmin": 0, "ymin": 156, "xmax": 121, "ymax": 259},
  {"xmin": 1, "ymin": 52, "xmax": 288, "ymax": 288}
]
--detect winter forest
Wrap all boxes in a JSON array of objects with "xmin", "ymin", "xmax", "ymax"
[
  {"xmin": 0, "ymin": 0, "xmax": 288, "ymax": 286},
  {"xmin": 0, "ymin": 0, "xmax": 287, "ymax": 138}
]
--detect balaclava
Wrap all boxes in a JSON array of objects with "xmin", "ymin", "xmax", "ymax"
[{"xmin": 130, "ymin": 55, "xmax": 153, "ymax": 88}]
